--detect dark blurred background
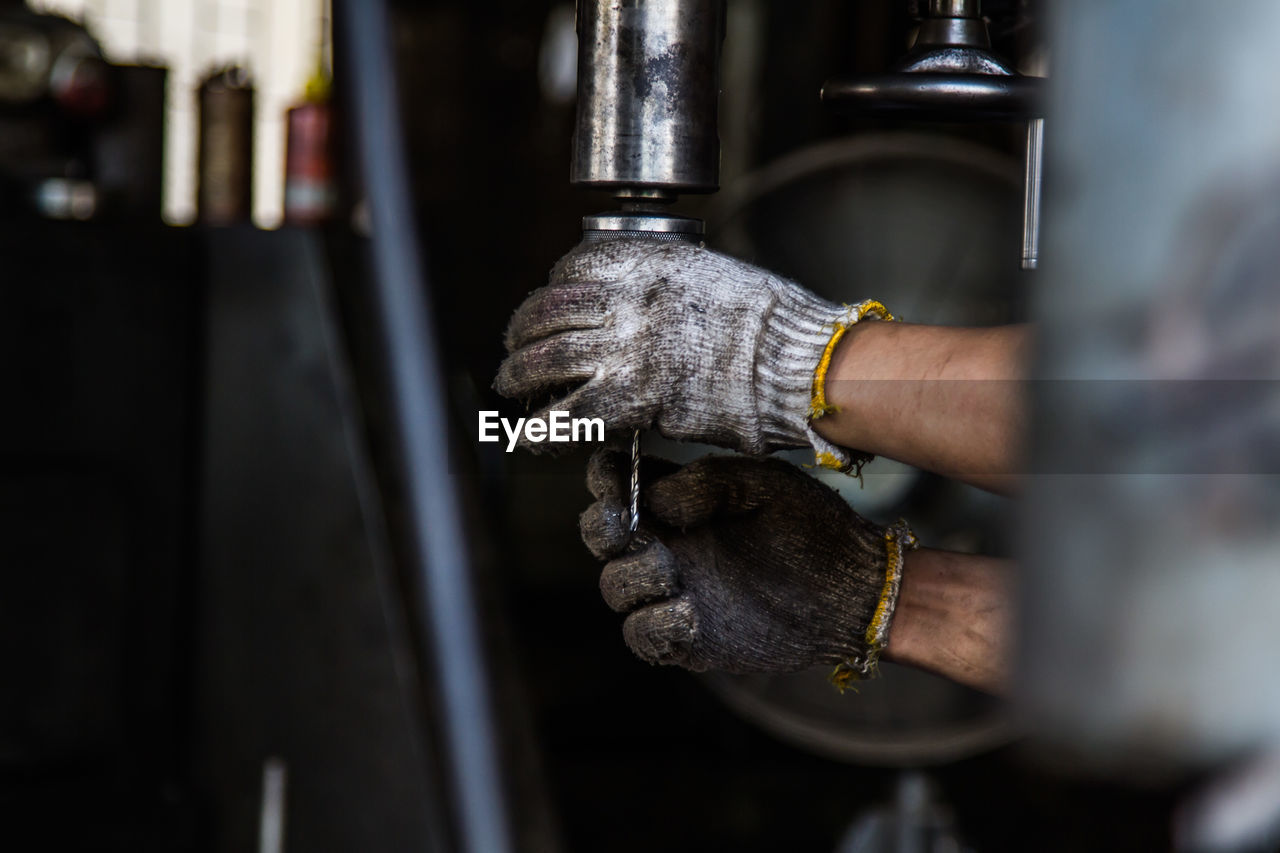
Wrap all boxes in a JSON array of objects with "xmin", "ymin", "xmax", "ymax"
[{"xmin": 0, "ymin": 0, "xmax": 1203, "ymax": 850}]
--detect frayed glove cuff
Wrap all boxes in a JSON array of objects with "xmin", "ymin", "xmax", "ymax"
[
  {"xmin": 755, "ymin": 285, "xmax": 894, "ymax": 472},
  {"xmin": 829, "ymin": 518, "xmax": 919, "ymax": 689}
]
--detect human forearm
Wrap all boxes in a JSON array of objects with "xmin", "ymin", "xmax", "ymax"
[
  {"xmin": 883, "ymin": 548, "xmax": 1012, "ymax": 695},
  {"xmin": 812, "ymin": 322, "xmax": 1030, "ymax": 494}
]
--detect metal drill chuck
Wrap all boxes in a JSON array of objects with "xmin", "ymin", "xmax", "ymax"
[{"xmin": 581, "ymin": 211, "xmax": 705, "ymax": 243}]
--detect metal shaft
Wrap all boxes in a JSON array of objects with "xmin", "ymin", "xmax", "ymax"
[
  {"xmin": 1022, "ymin": 117, "xmax": 1044, "ymax": 270},
  {"xmin": 336, "ymin": 1, "xmax": 513, "ymax": 850},
  {"xmin": 929, "ymin": 0, "xmax": 980, "ymax": 16},
  {"xmin": 572, "ymin": 0, "xmax": 725, "ymax": 195}
]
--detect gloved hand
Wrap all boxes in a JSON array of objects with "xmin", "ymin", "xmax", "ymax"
[
  {"xmin": 579, "ymin": 449, "xmax": 918, "ymax": 681},
  {"xmin": 495, "ymin": 238, "xmax": 891, "ymax": 471}
]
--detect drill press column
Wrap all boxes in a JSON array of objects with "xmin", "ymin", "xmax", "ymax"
[{"xmin": 572, "ymin": 0, "xmax": 725, "ymax": 239}]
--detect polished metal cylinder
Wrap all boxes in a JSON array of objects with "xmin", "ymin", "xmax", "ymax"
[
  {"xmin": 581, "ymin": 210, "xmax": 705, "ymax": 241},
  {"xmin": 1021, "ymin": 117, "xmax": 1044, "ymax": 269},
  {"xmin": 929, "ymin": 0, "xmax": 980, "ymax": 18},
  {"xmin": 571, "ymin": 0, "xmax": 724, "ymax": 194},
  {"xmin": 917, "ymin": 0, "xmax": 988, "ymax": 50}
]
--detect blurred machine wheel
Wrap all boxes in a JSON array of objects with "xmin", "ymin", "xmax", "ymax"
[{"xmin": 690, "ymin": 132, "xmax": 1025, "ymax": 766}]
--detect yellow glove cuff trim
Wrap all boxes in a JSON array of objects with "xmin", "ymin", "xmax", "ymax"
[
  {"xmin": 808, "ymin": 300, "xmax": 894, "ymax": 422},
  {"xmin": 829, "ymin": 518, "xmax": 919, "ymax": 692}
]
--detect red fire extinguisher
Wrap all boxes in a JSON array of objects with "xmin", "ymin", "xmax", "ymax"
[{"xmin": 283, "ymin": 63, "xmax": 335, "ymax": 225}]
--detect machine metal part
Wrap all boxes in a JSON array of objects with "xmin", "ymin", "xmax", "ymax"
[
  {"xmin": 573, "ymin": 0, "xmax": 725, "ymax": 240},
  {"xmin": 338, "ymin": 1, "xmax": 514, "ymax": 850},
  {"xmin": 581, "ymin": 210, "xmax": 705, "ymax": 240},
  {"xmin": 822, "ymin": 73, "xmax": 1038, "ymax": 121},
  {"xmin": 921, "ymin": 0, "xmax": 988, "ymax": 49},
  {"xmin": 571, "ymin": 0, "xmax": 724, "ymax": 195},
  {"xmin": 835, "ymin": 772, "xmax": 968, "ymax": 853},
  {"xmin": 1022, "ymin": 117, "xmax": 1044, "ymax": 269},
  {"xmin": 629, "ymin": 430, "xmax": 641, "ymax": 536},
  {"xmin": 822, "ymin": 0, "xmax": 1045, "ymax": 271},
  {"xmin": 821, "ymin": 0, "xmax": 1041, "ymax": 121},
  {"xmin": 917, "ymin": 0, "xmax": 989, "ymax": 49}
]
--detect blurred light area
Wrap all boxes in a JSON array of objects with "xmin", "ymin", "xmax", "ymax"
[
  {"xmin": 1023, "ymin": 0, "xmax": 1280, "ymax": 775},
  {"xmin": 536, "ymin": 4, "xmax": 575, "ymax": 106},
  {"xmin": 27, "ymin": 0, "xmax": 330, "ymax": 227}
]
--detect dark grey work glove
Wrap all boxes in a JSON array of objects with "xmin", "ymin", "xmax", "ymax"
[
  {"xmin": 495, "ymin": 239, "xmax": 891, "ymax": 471},
  {"xmin": 579, "ymin": 449, "xmax": 918, "ymax": 681}
]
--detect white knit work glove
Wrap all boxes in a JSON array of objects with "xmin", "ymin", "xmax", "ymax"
[{"xmin": 494, "ymin": 238, "xmax": 891, "ymax": 470}]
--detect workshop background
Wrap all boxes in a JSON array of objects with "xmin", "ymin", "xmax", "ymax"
[{"xmin": 4, "ymin": 0, "xmax": 1279, "ymax": 851}]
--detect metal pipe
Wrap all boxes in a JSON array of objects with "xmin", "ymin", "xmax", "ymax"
[
  {"xmin": 572, "ymin": 0, "xmax": 725, "ymax": 195},
  {"xmin": 334, "ymin": 2, "xmax": 513, "ymax": 851},
  {"xmin": 822, "ymin": 73, "xmax": 1040, "ymax": 119},
  {"xmin": 1022, "ymin": 117, "xmax": 1044, "ymax": 270},
  {"xmin": 919, "ymin": 0, "xmax": 987, "ymax": 49},
  {"xmin": 929, "ymin": 0, "xmax": 980, "ymax": 17}
]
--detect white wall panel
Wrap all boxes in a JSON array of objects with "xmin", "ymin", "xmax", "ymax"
[{"xmin": 29, "ymin": 0, "xmax": 327, "ymax": 226}]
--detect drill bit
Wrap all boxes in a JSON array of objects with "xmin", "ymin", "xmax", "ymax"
[{"xmin": 629, "ymin": 429, "xmax": 641, "ymax": 536}]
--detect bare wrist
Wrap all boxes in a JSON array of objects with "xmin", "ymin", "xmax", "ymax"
[{"xmin": 882, "ymin": 548, "xmax": 1012, "ymax": 695}]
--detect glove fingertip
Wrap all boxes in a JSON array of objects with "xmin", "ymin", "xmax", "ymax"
[
  {"xmin": 579, "ymin": 499, "xmax": 630, "ymax": 560},
  {"xmin": 598, "ymin": 541, "xmax": 679, "ymax": 613},
  {"xmin": 586, "ymin": 447, "xmax": 630, "ymax": 501},
  {"xmin": 491, "ymin": 356, "xmax": 521, "ymax": 399},
  {"xmin": 502, "ymin": 295, "xmax": 540, "ymax": 354},
  {"xmin": 501, "ymin": 321, "xmax": 520, "ymax": 356},
  {"xmin": 622, "ymin": 597, "xmax": 697, "ymax": 667},
  {"xmin": 646, "ymin": 471, "xmax": 718, "ymax": 528}
]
